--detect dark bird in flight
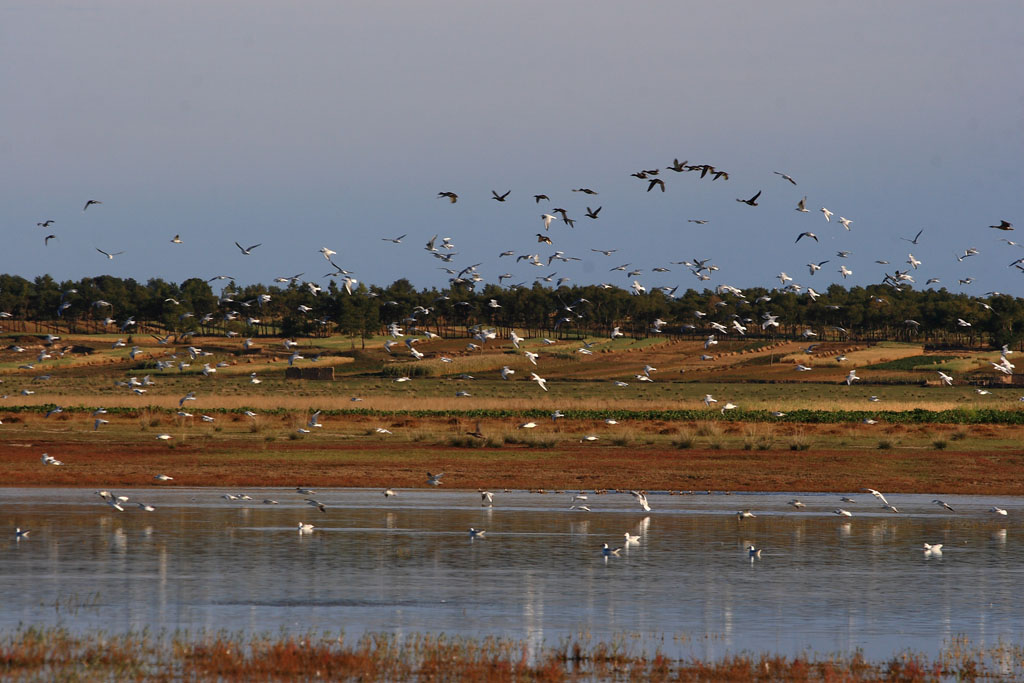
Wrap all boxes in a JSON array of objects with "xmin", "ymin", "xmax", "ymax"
[
  {"xmin": 235, "ymin": 242, "xmax": 262, "ymax": 255},
  {"xmin": 795, "ymin": 232, "xmax": 818, "ymax": 243},
  {"xmin": 44, "ymin": 234, "xmax": 57, "ymax": 245},
  {"xmin": 171, "ymin": 234, "xmax": 183, "ymax": 244},
  {"xmin": 688, "ymin": 219, "xmax": 709, "ymax": 224},
  {"xmin": 437, "ymin": 191, "xmax": 458, "ymax": 203},
  {"xmin": 990, "ymin": 220, "xmax": 1014, "ymax": 231},
  {"xmin": 564, "ymin": 218, "xmax": 576, "ymax": 229},
  {"xmin": 491, "ymin": 190, "xmax": 510, "ymax": 202},
  {"xmin": 552, "ymin": 208, "xmax": 568, "ymax": 221},
  {"xmin": 711, "ymin": 170, "xmax": 729, "ymax": 181},
  {"xmin": 736, "ymin": 190, "xmax": 762, "ymax": 206},
  {"xmin": 37, "ymin": 220, "xmax": 54, "ymax": 228},
  {"xmin": 585, "ymin": 206, "xmax": 602, "ymax": 219},
  {"xmin": 900, "ymin": 229, "xmax": 924, "ymax": 244},
  {"xmin": 630, "ymin": 171, "xmax": 649, "ymax": 179},
  {"xmin": 647, "ymin": 178, "xmax": 665, "ymax": 193},
  {"xmin": 466, "ymin": 421, "xmax": 485, "ymax": 439},
  {"xmin": 533, "ymin": 194, "xmax": 549, "ymax": 203},
  {"xmin": 83, "ymin": 200, "xmax": 102, "ymax": 211},
  {"xmin": 536, "ymin": 234, "xmax": 553, "ymax": 245},
  {"xmin": 773, "ymin": 171, "xmax": 797, "ymax": 185},
  {"xmin": 666, "ymin": 158, "xmax": 688, "ymax": 172},
  {"xmin": 572, "ymin": 188, "xmax": 598, "ymax": 195}
]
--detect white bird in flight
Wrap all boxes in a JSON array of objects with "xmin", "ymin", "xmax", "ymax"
[{"xmin": 530, "ymin": 372, "xmax": 548, "ymax": 391}]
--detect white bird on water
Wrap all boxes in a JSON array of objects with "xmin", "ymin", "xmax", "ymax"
[
  {"xmin": 923, "ymin": 543, "xmax": 943, "ymax": 556},
  {"xmin": 630, "ymin": 490, "xmax": 651, "ymax": 512},
  {"xmin": 624, "ymin": 532, "xmax": 640, "ymax": 545},
  {"xmin": 298, "ymin": 523, "xmax": 314, "ymax": 533}
]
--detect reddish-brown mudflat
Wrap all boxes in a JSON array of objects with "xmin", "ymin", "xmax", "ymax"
[{"xmin": 5, "ymin": 437, "xmax": 1024, "ymax": 494}]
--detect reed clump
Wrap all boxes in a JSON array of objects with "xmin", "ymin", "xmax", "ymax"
[{"xmin": 1, "ymin": 627, "xmax": 1021, "ymax": 680}]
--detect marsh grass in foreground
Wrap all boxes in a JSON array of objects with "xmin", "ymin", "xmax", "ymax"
[{"xmin": 1, "ymin": 627, "xmax": 1022, "ymax": 681}]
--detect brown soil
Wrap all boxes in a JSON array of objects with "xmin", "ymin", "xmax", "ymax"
[{"xmin": 6, "ymin": 437, "xmax": 1024, "ymax": 494}]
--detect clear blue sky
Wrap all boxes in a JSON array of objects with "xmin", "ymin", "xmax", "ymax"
[{"xmin": 3, "ymin": 1, "xmax": 1022, "ymax": 297}]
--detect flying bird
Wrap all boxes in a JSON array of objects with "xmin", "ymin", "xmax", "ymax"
[
  {"xmin": 901, "ymin": 229, "xmax": 924, "ymax": 244},
  {"xmin": 83, "ymin": 199, "xmax": 102, "ymax": 211},
  {"xmin": 235, "ymin": 242, "xmax": 261, "ymax": 255},
  {"xmin": 736, "ymin": 190, "xmax": 761, "ymax": 206},
  {"xmin": 990, "ymin": 220, "xmax": 1013, "ymax": 231},
  {"xmin": 96, "ymin": 248, "xmax": 124, "ymax": 259},
  {"xmin": 437, "ymin": 191, "xmax": 458, "ymax": 203},
  {"xmin": 491, "ymin": 190, "xmax": 510, "ymax": 202},
  {"xmin": 773, "ymin": 171, "xmax": 797, "ymax": 185}
]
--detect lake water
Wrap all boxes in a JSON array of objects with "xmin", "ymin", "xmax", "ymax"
[{"xmin": 2, "ymin": 487, "xmax": 1021, "ymax": 660}]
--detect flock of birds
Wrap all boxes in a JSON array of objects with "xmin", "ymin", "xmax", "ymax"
[
  {"xmin": 14, "ymin": 471, "xmax": 1012, "ymax": 568},
  {"xmin": 8, "ymin": 162, "xmax": 1019, "ymax": 555}
]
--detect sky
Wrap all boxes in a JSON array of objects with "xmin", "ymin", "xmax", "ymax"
[{"xmin": 2, "ymin": 1, "xmax": 1023, "ymax": 298}]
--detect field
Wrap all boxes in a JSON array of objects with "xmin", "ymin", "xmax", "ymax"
[{"xmin": 3, "ymin": 331, "xmax": 1024, "ymax": 493}]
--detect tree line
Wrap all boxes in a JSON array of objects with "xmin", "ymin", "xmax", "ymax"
[{"xmin": 0, "ymin": 273, "xmax": 1021, "ymax": 349}]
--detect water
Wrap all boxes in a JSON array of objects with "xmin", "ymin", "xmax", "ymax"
[{"xmin": 2, "ymin": 487, "xmax": 1021, "ymax": 660}]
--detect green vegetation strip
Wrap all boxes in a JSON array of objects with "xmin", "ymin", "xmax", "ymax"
[
  {"xmin": 864, "ymin": 355, "xmax": 959, "ymax": 371},
  {"xmin": 7, "ymin": 404, "xmax": 1024, "ymax": 424}
]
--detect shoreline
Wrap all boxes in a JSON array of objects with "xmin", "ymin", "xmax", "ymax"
[{"xmin": 0, "ymin": 627, "xmax": 1020, "ymax": 680}]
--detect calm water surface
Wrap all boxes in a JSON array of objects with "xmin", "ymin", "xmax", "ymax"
[{"xmin": 2, "ymin": 487, "xmax": 1021, "ymax": 659}]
